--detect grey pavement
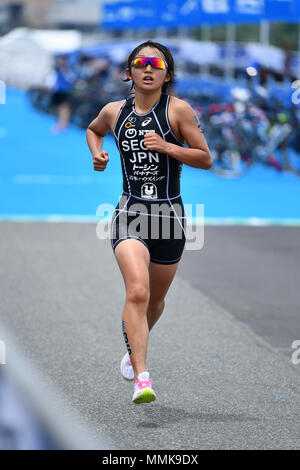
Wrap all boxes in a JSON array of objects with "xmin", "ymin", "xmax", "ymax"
[
  {"xmin": 179, "ymin": 225, "xmax": 300, "ymax": 357},
  {"xmin": 0, "ymin": 221, "xmax": 299, "ymax": 450}
]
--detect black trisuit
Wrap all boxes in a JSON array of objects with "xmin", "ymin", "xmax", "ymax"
[{"xmin": 110, "ymin": 92, "xmax": 187, "ymax": 264}]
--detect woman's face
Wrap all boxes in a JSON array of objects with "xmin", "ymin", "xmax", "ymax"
[{"xmin": 126, "ymin": 46, "xmax": 171, "ymax": 92}]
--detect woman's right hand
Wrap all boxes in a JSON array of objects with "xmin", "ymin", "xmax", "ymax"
[{"xmin": 93, "ymin": 151, "xmax": 109, "ymax": 171}]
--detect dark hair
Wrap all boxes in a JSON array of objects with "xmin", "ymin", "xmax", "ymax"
[{"xmin": 122, "ymin": 40, "xmax": 175, "ymax": 93}]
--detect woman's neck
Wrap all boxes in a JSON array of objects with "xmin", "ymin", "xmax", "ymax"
[{"xmin": 133, "ymin": 89, "xmax": 162, "ymax": 113}]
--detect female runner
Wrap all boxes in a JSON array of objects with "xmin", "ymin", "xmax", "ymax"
[{"xmin": 86, "ymin": 40, "xmax": 212, "ymax": 404}]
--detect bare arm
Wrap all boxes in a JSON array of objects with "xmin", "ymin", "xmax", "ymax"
[
  {"xmin": 86, "ymin": 104, "xmax": 112, "ymax": 171},
  {"xmin": 144, "ymin": 99, "xmax": 213, "ymax": 170},
  {"xmin": 166, "ymin": 100, "xmax": 213, "ymax": 169}
]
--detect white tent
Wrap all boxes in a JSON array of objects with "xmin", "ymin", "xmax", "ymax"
[
  {"xmin": 245, "ymin": 43, "xmax": 286, "ymax": 73},
  {"xmin": 0, "ymin": 27, "xmax": 82, "ymax": 89},
  {"xmin": 178, "ymin": 40, "xmax": 219, "ymax": 66}
]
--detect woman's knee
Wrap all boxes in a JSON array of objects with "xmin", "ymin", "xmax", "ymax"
[
  {"xmin": 126, "ymin": 284, "xmax": 150, "ymax": 304},
  {"xmin": 147, "ymin": 298, "xmax": 165, "ymax": 313}
]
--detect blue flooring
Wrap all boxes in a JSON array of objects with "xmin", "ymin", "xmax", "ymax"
[{"xmin": 1, "ymin": 87, "xmax": 300, "ymax": 223}]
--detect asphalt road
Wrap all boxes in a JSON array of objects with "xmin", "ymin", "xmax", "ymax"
[
  {"xmin": 178, "ymin": 225, "xmax": 300, "ymax": 357},
  {"xmin": 0, "ymin": 222, "xmax": 299, "ymax": 450}
]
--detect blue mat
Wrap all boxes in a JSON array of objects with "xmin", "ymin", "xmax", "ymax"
[{"xmin": 1, "ymin": 87, "xmax": 299, "ymax": 224}]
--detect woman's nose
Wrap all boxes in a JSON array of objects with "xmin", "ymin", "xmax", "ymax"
[{"xmin": 145, "ymin": 62, "xmax": 152, "ymax": 71}]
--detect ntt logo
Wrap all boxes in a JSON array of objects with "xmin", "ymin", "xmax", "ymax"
[{"xmin": 0, "ymin": 340, "xmax": 6, "ymax": 365}]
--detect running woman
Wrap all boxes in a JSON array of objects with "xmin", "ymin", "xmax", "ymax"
[{"xmin": 86, "ymin": 40, "xmax": 212, "ymax": 404}]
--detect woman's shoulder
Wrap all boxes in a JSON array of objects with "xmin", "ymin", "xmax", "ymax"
[
  {"xmin": 101, "ymin": 99, "xmax": 127, "ymax": 129},
  {"xmin": 168, "ymin": 95, "xmax": 193, "ymax": 114},
  {"xmin": 103, "ymin": 99, "xmax": 127, "ymax": 114}
]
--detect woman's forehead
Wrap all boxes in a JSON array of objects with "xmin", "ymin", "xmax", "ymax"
[{"xmin": 135, "ymin": 47, "xmax": 165, "ymax": 59}]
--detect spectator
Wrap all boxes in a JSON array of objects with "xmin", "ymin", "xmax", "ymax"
[{"xmin": 49, "ymin": 55, "xmax": 76, "ymax": 133}]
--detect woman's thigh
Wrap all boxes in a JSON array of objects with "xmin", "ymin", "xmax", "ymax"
[
  {"xmin": 114, "ymin": 238, "xmax": 151, "ymax": 295},
  {"xmin": 148, "ymin": 261, "xmax": 180, "ymax": 306},
  {"xmin": 113, "ymin": 238, "xmax": 180, "ymax": 303}
]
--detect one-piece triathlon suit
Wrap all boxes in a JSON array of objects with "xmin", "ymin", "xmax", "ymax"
[{"xmin": 110, "ymin": 92, "xmax": 187, "ymax": 265}]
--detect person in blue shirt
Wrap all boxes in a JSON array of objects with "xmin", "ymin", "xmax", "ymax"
[{"xmin": 50, "ymin": 55, "xmax": 76, "ymax": 132}]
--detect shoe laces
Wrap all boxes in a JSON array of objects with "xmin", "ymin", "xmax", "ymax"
[{"xmin": 135, "ymin": 378, "xmax": 152, "ymax": 390}]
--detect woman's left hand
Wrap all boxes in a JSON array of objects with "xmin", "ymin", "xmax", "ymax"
[{"xmin": 144, "ymin": 131, "xmax": 168, "ymax": 153}]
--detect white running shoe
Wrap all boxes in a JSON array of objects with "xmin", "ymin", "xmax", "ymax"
[
  {"xmin": 132, "ymin": 371, "xmax": 156, "ymax": 404},
  {"xmin": 120, "ymin": 352, "xmax": 134, "ymax": 381}
]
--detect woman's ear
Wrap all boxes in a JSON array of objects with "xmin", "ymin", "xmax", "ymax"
[
  {"xmin": 125, "ymin": 68, "xmax": 132, "ymax": 80},
  {"xmin": 164, "ymin": 72, "xmax": 172, "ymax": 84}
]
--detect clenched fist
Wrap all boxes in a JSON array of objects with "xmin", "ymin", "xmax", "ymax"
[
  {"xmin": 93, "ymin": 151, "xmax": 109, "ymax": 172},
  {"xmin": 144, "ymin": 130, "xmax": 168, "ymax": 153}
]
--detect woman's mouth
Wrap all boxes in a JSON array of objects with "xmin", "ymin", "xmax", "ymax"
[{"xmin": 143, "ymin": 76, "xmax": 153, "ymax": 83}]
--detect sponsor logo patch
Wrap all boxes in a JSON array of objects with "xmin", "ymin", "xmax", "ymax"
[
  {"xmin": 142, "ymin": 117, "xmax": 152, "ymax": 127},
  {"xmin": 141, "ymin": 182, "xmax": 158, "ymax": 199}
]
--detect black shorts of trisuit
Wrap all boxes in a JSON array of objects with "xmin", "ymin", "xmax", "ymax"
[{"xmin": 110, "ymin": 193, "xmax": 187, "ymax": 265}]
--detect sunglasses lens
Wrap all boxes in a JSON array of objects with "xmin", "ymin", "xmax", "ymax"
[
  {"xmin": 131, "ymin": 57, "xmax": 167, "ymax": 70},
  {"xmin": 132, "ymin": 57, "xmax": 145, "ymax": 67},
  {"xmin": 151, "ymin": 58, "xmax": 167, "ymax": 69}
]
